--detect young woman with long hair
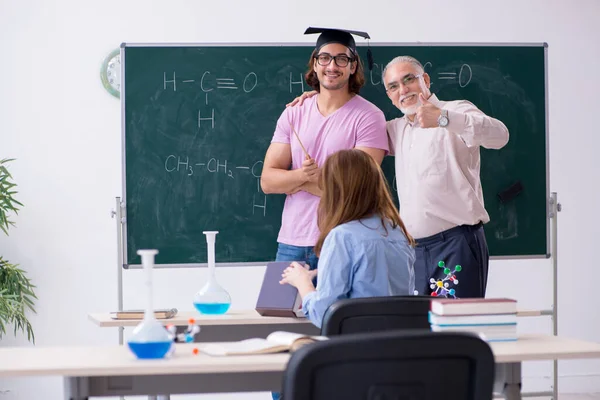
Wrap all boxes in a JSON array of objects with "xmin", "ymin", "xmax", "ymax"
[{"xmin": 280, "ymin": 149, "xmax": 416, "ymax": 328}]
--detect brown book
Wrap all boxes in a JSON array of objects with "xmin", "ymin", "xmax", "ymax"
[{"xmin": 110, "ymin": 308, "xmax": 178, "ymax": 320}]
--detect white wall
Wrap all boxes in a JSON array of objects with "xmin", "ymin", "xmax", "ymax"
[{"xmin": 1, "ymin": 0, "xmax": 599, "ymax": 398}]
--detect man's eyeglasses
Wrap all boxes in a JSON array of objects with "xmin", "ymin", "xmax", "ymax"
[
  {"xmin": 315, "ymin": 53, "xmax": 355, "ymax": 67},
  {"xmin": 385, "ymin": 74, "xmax": 423, "ymax": 93}
]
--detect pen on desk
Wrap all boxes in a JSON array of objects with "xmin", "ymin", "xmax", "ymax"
[{"xmin": 290, "ymin": 123, "xmax": 310, "ymax": 159}]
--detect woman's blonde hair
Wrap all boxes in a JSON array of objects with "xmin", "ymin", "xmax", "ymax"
[{"xmin": 314, "ymin": 149, "xmax": 415, "ymax": 256}]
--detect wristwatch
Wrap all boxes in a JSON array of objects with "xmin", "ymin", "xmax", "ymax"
[{"xmin": 438, "ymin": 109, "xmax": 449, "ymax": 128}]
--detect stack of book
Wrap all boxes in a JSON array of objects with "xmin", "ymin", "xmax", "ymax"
[{"xmin": 429, "ymin": 298, "xmax": 518, "ymax": 342}]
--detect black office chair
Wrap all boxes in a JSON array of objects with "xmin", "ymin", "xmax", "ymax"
[
  {"xmin": 320, "ymin": 295, "xmax": 432, "ymax": 336},
  {"xmin": 282, "ymin": 330, "xmax": 495, "ymax": 400}
]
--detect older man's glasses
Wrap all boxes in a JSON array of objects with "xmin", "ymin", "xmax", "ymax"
[
  {"xmin": 385, "ymin": 74, "xmax": 423, "ymax": 93},
  {"xmin": 315, "ymin": 53, "xmax": 354, "ymax": 67}
]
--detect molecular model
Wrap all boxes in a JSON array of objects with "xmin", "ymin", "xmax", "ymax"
[
  {"xmin": 430, "ymin": 261, "xmax": 461, "ymax": 298},
  {"xmin": 164, "ymin": 318, "xmax": 202, "ymax": 356},
  {"xmin": 166, "ymin": 318, "xmax": 201, "ymax": 343}
]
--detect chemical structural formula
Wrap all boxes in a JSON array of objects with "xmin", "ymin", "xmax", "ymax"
[
  {"xmin": 163, "ymin": 70, "xmax": 258, "ymax": 129},
  {"xmin": 164, "ymin": 155, "xmax": 268, "ymax": 217}
]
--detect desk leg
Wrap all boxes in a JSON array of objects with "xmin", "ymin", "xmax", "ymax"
[
  {"xmin": 64, "ymin": 377, "xmax": 89, "ymax": 400},
  {"xmin": 494, "ymin": 362, "xmax": 522, "ymax": 400}
]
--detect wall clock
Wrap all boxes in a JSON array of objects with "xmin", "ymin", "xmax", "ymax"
[{"xmin": 100, "ymin": 48, "xmax": 121, "ymax": 98}]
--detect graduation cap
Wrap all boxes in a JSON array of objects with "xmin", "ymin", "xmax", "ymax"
[{"xmin": 304, "ymin": 27, "xmax": 374, "ymax": 70}]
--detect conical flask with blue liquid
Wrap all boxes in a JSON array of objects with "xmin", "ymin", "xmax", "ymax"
[
  {"xmin": 193, "ymin": 231, "xmax": 231, "ymax": 314},
  {"xmin": 127, "ymin": 249, "xmax": 173, "ymax": 359}
]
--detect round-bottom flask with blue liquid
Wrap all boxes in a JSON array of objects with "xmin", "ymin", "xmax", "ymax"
[
  {"xmin": 127, "ymin": 249, "xmax": 173, "ymax": 359},
  {"xmin": 128, "ymin": 319, "xmax": 173, "ymax": 359},
  {"xmin": 193, "ymin": 231, "xmax": 231, "ymax": 315},
  {"xmin": 193, "ymin": 280, "xmax": 232, "ymax": 315}
]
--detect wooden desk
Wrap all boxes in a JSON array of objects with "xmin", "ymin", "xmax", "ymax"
[
  {"xmin": 88, "ymin": 310, "xmax": 319, "ymax": 341},
  {"xmin": 88, "ymin": 309, "xmax": 543, "ymax": 341},
  {"xmin": 89, "ymin": 310, "xmax": 310, "ymax": 328},
  {"xmin": 1, "ymin": 334, "xmax": 599, "ymax": 400}
]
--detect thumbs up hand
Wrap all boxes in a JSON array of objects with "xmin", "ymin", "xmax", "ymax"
[{"xmin": 416, "ymin": 93, "xmax": 442, "ymax": 128}]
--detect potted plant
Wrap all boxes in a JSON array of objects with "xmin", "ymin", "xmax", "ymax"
[{"xmin": 0, "ymin": 158, "xmax": 36, "ymax": 342}]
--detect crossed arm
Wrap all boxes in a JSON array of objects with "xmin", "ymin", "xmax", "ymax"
[
  {"xmin": 260, "ymin": 143, "xmax": 384, "ymax": 197},
  {"xmin": 260, "ymin": 143, "xmax": 321, "ymax": 196}
]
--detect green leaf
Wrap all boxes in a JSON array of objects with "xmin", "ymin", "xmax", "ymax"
[
  {"xmin": 0, "ymin": 162, "xmax": 36, "ymax": 343},
  {"xmin": 0, "ymin": 159, "xmax": 22, "ymax": 237}
]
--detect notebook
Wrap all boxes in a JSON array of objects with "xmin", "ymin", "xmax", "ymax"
[
  {"xmin": 200, "ymin": 331, "xmax": 327, "ymax": 356},
  {"xmin": 110, "ymin": 308, "xmax": 178, "ymax": 320}
]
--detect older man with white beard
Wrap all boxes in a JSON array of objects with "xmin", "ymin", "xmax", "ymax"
[{"xmin": 382, "ymin": 55, "xmax": 509, "ymax": 298}]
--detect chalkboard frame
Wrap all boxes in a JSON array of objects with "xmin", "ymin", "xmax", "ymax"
[{"xmin": 120, "ymin": 42, "xmax": 549, "ymax": 268}]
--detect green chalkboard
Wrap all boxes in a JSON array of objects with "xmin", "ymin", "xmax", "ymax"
[{"xmin": 122, "ymin": 43, "xmax": 548, "ymax": 266}]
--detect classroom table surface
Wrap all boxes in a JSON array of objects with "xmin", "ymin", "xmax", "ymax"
[
  {"xmin": 88, "ymin": 309, "xmax": 310, "ymax": 327},
  {"xmin": 2, "ymin": 334, "xmax": 600, "ymax": 378},
  {"xmin": 88, "ymin": 308, "xmax": 547, "ymax": 328}
]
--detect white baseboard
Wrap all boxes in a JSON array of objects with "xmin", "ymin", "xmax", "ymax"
[
  {"xmin": 521, "ymin": 374, "xmax": 600, "ymax": 395},
  {"xmin": 558, "ymin": 375, "xmax": 600, "ymax": 394}
]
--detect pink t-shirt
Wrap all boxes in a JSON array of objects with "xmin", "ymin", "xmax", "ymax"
[{"xmin": 271, "ymin": 95, "xmax": 388, "ymax": 246}]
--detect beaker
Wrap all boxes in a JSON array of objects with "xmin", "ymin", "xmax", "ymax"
[
  {"xmin": 127, "ymin": 249, "xmax": 173, "ymax": 359},
  {"xmin": 193, "ymin": 231, "xmax": 231, "ymax": 314}
]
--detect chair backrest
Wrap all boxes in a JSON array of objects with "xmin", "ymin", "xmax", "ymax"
[
  {"xmin": 320, "ymin": 295, "xmax": 432, "ymax": 336},
  {"xmin": 283, "ymin": 330, "xmax": 495, "ymax": 400}
]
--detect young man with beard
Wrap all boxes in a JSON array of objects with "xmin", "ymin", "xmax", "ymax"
[
  {"xmin": 382, "ymin": 55, "xmax": 509, "ymax": 298},
  {"xmin": 260, "ymin": 27, "xmax": 388, "ymax": 280}
]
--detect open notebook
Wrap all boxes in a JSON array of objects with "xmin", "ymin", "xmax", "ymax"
[{"xmin": 200, "ymin": 331, "xmax": 327, "ymax": 356}]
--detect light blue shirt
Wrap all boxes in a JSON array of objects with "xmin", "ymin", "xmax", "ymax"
[{"xmin": 302, "ymin": 214, "xmax": 416, "ymax": 328}]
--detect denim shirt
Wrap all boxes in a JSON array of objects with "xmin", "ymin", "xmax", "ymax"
[{"xmin": 302, "ymin": 214, "xmax": 416, "ymax": 328}]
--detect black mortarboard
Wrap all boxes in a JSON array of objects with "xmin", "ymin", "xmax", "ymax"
[{"xmin": 304, "ymin": 27, "xmax": 370, "ymax": 54}]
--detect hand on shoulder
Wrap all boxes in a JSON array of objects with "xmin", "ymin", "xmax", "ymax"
[{"xmin": 286, "ymin": 91, "xmax": 318, "ymax": 107}]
